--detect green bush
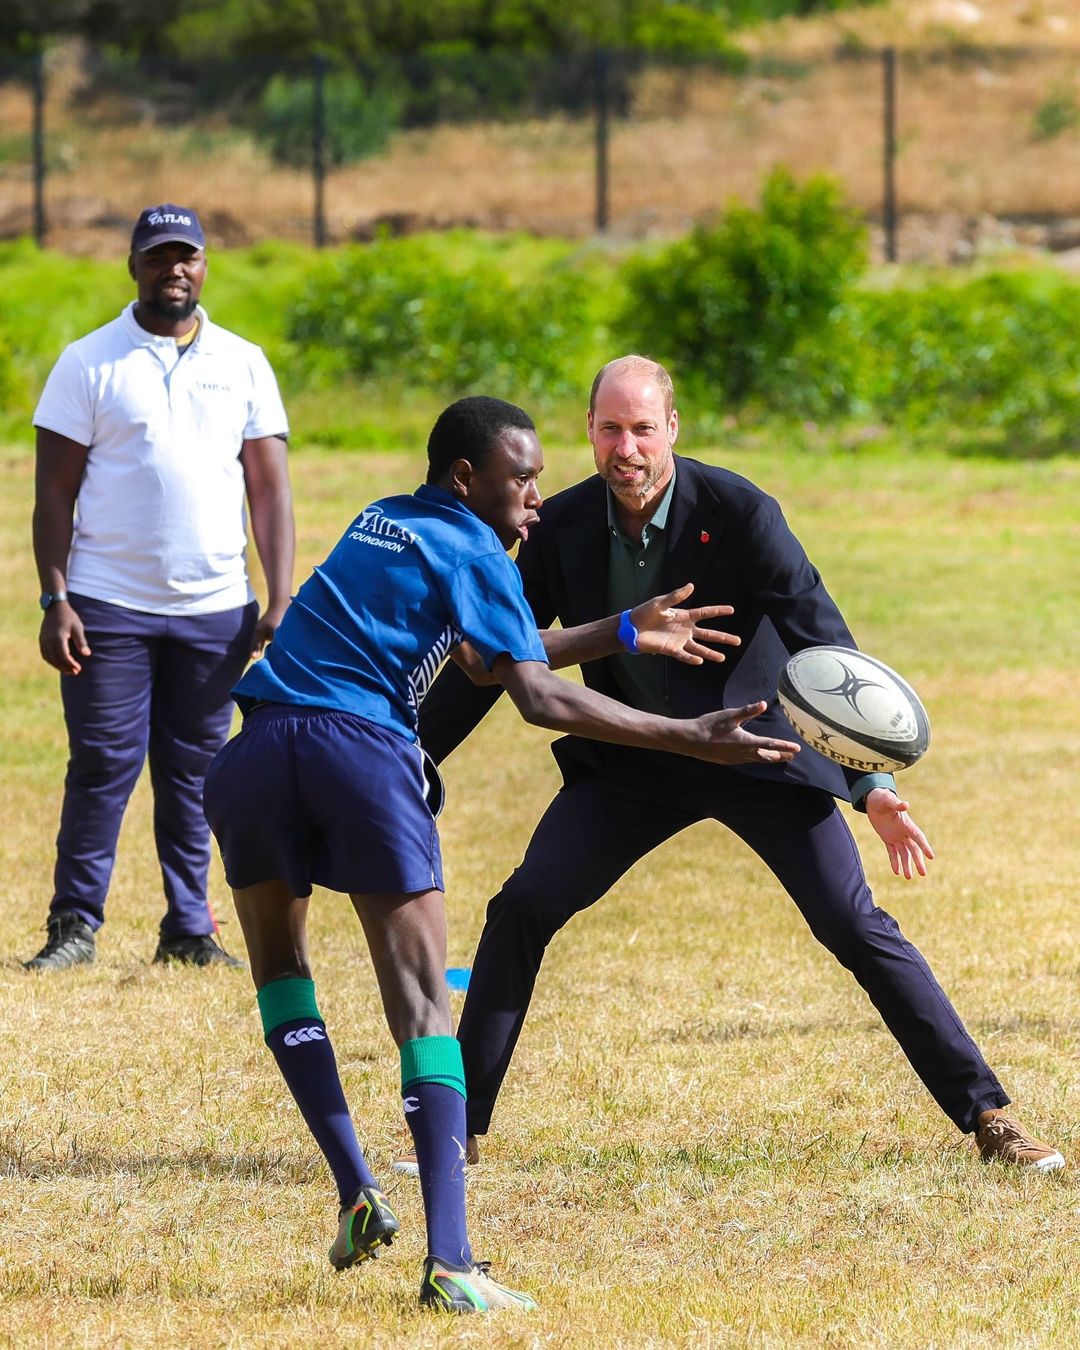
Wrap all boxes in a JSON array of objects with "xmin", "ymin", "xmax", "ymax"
[
  {"xmin": 842, "ymin": 272, "xmax": 1080, "ymax": 454},
  {"xmin": 1031, "ymin": 86, "xmax": 1080, "ymax": 143},
  {"xmin": 618, "ymin": 167, "xmax": 867, "ymax": 412},
  {"xmin": 285, "ymin": 236, "xmax": 600, "ymax": 401},
  {"xmin": 2, "ymin": 227, "xmax": 1078, "ymax": 458},
  {"xmin": 257, "ymin": 71, "xmax": 400, "ymax": 168},
  {"xmin": 624, "ymin": 6, "xmax": 744, "ymax": 58}
]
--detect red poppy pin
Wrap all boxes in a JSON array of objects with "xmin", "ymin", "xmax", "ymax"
[{"xmin": 699, "ymin": 530, "xmax": 710, "ymax": 544}]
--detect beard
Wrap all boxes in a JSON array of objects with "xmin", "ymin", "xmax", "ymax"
[
  {"xmin": 146, "ymin": 291, "xmax": 198, "ymax": 322},
  {"xmin": 599, "ymin": 449, "xmax": 672, "ymax": 500}
]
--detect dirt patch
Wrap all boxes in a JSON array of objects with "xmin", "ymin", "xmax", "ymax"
[{"xmin": 14, "ymin": 191, "xmax": 1080, "ymax": 269}]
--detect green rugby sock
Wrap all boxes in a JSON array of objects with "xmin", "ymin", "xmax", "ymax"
[
  {"xmin": 401, "ymin": 1036, "xmax": 471, "ymax": 1266},
  {"xmin": 259, "ymin": 977, "xmax": 376, "ymax": 1204},
  {"xmin": 257, "ymin": 975, "xmax": 321, "ymax": 1038}
]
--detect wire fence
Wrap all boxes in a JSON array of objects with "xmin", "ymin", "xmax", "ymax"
[{"xmin": 3, "ymin": 43, "xmax": 1080, "ymax": 261}]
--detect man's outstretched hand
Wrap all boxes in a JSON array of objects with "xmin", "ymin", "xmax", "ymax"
[
  {"xmin": 630, "ymin": 582, "xmax": 741, "ymax": 665},
  {"xmin": 866, "ymin": 787, "xmax": 935, "ymax": 879}
]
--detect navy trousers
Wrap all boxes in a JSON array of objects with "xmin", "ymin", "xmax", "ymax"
[
  {"xmin": 51, "ymin": 593, "xmax": 257, "ymax": 939},
  {"xmin": 457, "ymin": 749, "xmax": 1009, "ymax": 1137}
]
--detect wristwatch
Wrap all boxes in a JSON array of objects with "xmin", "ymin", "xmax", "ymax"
[{"xmin": 39, "ymin": 591, "xmax": 69, "ymax": 610}]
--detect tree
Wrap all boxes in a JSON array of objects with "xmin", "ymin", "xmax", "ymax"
[{"xmin": 1, "ymin": 0, "xmax": 175, "ymax": 56}]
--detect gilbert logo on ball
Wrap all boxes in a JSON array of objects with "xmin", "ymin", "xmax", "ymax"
[{"xmin": 777, "ymin": 646, "xmax": 931, "ymax": 773}]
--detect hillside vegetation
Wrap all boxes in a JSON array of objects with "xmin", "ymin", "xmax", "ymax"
[
  {"xmin": 3, "ymin": 173, "xmax": 1080, "ymax": 456},
  {"xmin": 2, "ymin": 0, "xmax": 880, "ymax": 62},
  {"xmin": 4, "ymin": 36, "xmax": 1080, "ymax": 260}
]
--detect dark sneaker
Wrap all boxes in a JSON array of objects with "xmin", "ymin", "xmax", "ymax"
[
  {"xmin": 976, "ymin": 1110, "xmax": 1065, "ymax": 1171},
  {"xmin": 23, "ymin": 914, "xmax": 96, "ymax": 971},
  {"xmin": 152, "ymin": 933, "xmax": 245, "ymax": 968},
  {"xmin": 419, "ymin": 1256, "xmax": 537, "ymax": 1313},
  {"xmin": 329, "ymin": 1186, "xmax": 400, "ymax": 1270}
]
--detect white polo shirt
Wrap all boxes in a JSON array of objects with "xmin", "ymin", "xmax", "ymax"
[{"xmin": 34, "ymin": 302, "xmax": 289, "ymax": 615}]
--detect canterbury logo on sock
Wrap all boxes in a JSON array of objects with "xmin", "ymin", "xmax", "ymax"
[
  {"xmin": 283, "ymin": 1025, "xmax": 327, "ymax": 1046},
  {"xmin": 403, "ymin": 1096, "xmax": 420, "ymax": 1113}
]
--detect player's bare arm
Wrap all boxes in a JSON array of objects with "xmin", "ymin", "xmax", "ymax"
[
  {"xmin": 33, "ymin": 427, "xmax": 91, "ymax": 675},
  {"xmin": 240, "ymin": 434, "xmax": 295, "ymax": 656},
  {"xmin": 450, "ymin": 582, "xmax": 740, "ymax": 686},
  {"xmin": 542, "ymin": 582, "xmax": 740, "ymax": 668},
  {"xmin": 495, "ymin": 657, "xmax": 800, "ymax": 765}
]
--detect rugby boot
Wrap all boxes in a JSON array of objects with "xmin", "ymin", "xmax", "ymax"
[
  {"xmin": 329, "ymin": 1185, "xmax": 400, "ymax": 1270},
  {"xmin": 419, "ymin": 1255, "xmax": 537, "ymax": 1313}
]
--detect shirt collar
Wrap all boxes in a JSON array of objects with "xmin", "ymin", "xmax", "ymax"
[
  {"xmin": 414, "ymin": 482, "xmax": 490, "ymax": 524},
  {"xmin": 122, "ymin": 301, "xmax": 212, "ymax": 350},
  {"xmin": 605, "ymin": 460, "xmax": 678, "ymax": 540},
  {"xmin": 415, "ymin": 482, "xmax": 462, "ymax": 510}
]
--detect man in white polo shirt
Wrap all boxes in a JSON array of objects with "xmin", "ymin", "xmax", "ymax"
[{"xmin": 24, "ymin": 202, "xmax": 295, "ymax": 972}]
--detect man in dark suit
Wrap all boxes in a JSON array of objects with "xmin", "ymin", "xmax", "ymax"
[{"xmin": 412, "ymin": 355, "xmax": 1064, "ymax": 1173}]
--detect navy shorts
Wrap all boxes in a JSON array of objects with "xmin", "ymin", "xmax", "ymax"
[{"xmin": 203, "ymin": 704, "xmax": 444, "ymax": 898}]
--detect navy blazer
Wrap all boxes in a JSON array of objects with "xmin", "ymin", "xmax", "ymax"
[{"xmin": 419, "ymin": 455, "xmax": 868, "ymax": 802}]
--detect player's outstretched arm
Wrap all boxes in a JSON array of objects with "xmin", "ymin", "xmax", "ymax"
[
  {"xmin": 865, "ymin": 787, "xmax": 935, "ymax": 880},
  {"xmin": 538, "ymin": 582, "xmax": 740, "ymax": 669},
  {"xmin": 629, "ymin": 583, "xmax": 741, "ymax": 664},
  {"xmin": 449, "ymin": 582, "xmax": 741, "ymax": 684},
  {"xmin": 495, "ymin": 658, "xmax": 800, "ymax": 766}
]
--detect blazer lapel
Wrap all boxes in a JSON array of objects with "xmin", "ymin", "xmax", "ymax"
[{"xmin": 661, "ymin": 458, "xmax": 723, "ymax": 590}]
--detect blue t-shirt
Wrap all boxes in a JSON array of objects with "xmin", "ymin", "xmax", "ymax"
[{"xmin": 234, "ymin": 483, "xmax": 548, "ymax": 741}]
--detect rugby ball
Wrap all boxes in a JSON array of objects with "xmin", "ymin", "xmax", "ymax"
[{"xmin": 777, "ymin": 646, "xmax": 930, "ymax": 773}]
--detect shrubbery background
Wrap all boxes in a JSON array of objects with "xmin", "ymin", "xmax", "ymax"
[
  {"xmin": 618, "ymin": 169, "xmax": 868, "ymax": 416},
  {"xmin": 286, "ymin": 236, "xmax": 602, "ymax": 399},
  {"xmin": 3, "ymin": 172, "xmax": 1079, "ymax": 456}
]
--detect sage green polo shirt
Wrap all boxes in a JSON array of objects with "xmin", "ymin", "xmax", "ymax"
[{"xmin": 604, "ymin": 467, "xmax": 676, "ymax": 715}]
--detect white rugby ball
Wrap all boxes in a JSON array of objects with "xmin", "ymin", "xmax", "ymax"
[{"xmin": 777, "ymin": 646, "xmax": 930, "ymax": 773}]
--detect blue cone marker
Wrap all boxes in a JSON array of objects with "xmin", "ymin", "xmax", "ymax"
[{"xmin": 445, "ymin": 967, "xmax": 471, "ymax": 992}]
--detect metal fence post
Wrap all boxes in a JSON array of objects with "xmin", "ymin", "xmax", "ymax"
[
  {"xmin": 594, "ymin": 48, "xmax": 610, "ymax": 234},
  {"xmin": 882, "ymin": 46, "xmax": 898, "ymax": 264},
  {"xmin": 32, "ymin": 48, "xmax": 47, "ymax": 248},
  {"xmin": 313, "ymin": 53, "xmax": 328, "ymax": 248}
]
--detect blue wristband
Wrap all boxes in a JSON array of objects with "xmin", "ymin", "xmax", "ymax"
[{"xmin": 617, "ymin": 609, "xmax": 640, "ymax": 655}]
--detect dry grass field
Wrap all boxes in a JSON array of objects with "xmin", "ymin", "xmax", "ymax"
[
  {"xmin": 0, "ymin": 437, "xmax": 1077, "ymax": 1347},
  {"xmin": 4, "ymin": 0, "xmax": 1080, "ymax": 258}
]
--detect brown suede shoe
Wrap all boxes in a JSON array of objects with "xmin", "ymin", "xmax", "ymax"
[
  {"xmin": 392, "ymin": 1134, "xmax": 480, "ymax": 1177},
  {"xmin": 976, "ymin": 1110, "xmax": 1065, "ymax": 1171}
]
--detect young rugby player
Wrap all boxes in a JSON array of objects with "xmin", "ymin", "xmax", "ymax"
[{"xmin": 203, "ymin": 396, "xmax": 799, "ymax": 1313}]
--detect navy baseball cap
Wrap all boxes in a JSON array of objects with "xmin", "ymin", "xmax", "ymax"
[{"xmin": 131, "ymin": 203, "xmax": 206, "ymax": 252}]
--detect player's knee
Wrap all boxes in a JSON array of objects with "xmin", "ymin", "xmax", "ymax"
[{"xmin": 814, "ymin": 899, "xmax": 904, "ymax": 970}]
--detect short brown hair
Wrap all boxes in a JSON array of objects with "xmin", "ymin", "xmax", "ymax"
[{"xmin": 589, "ymin": 355, "xmax": 675, "ymax": 418}]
